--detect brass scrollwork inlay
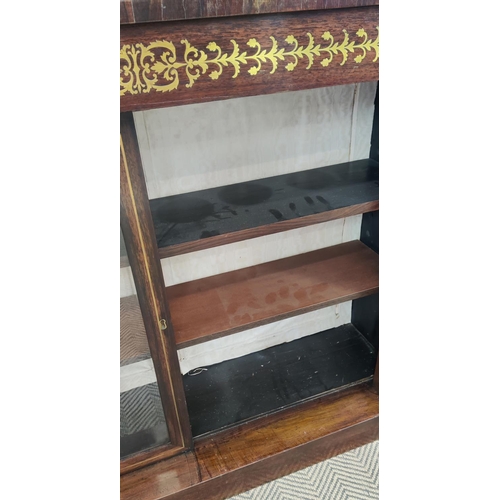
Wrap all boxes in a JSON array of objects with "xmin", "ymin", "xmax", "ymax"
[{"xmin": 120, "ymin": 28, "xmax": 379, "ymax": 95}]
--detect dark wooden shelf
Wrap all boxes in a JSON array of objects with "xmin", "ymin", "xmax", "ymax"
[
  {"xmin": 149, "ymin": 159, "xmax": 378, "ymax": 260},
  {"xmin": 167, "ymin": 240, "xmax": 379, "ymax": 348},
  {"xmin": 183, "ymin": 323, "xmax": 377, "ymax": 437}
]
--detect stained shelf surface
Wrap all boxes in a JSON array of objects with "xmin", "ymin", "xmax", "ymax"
[
  {"xmin": 149, "ymin": 159, "xmax": 379, "ymax": 258},
  {"xmin": 167, "ymin": 240, "xmax": 379, "ymax": 348},
  {"xmin": 184, "ymin": 323, "xmax": 377, "ymax": 437}
]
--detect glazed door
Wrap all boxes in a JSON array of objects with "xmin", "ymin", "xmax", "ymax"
[
  {"xmin": 120, "ymin": 228, "xmax": 171, "ymax": 457},
  {"xmin": 120, "ymin": 112, "xmax": 192, "ymax": 474}
]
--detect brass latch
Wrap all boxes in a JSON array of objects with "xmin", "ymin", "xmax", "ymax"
[{"xmin": 159, "ymin": 319, "xmax": 168, "ymax": 330}]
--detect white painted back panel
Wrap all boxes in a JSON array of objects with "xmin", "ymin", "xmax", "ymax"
[
  {"xmin": 160, "ymin": 215, "xmax": 362, "ymax": 286},
  {"xmin": 120, "ymin": 214, "xmax": 362, "ymax": 295},
  {"xmin": 120, "ymin": 302, "xmax": 352, "ymax": 386},
  {"xmin": 177, "ymin": 302, "xmax": 352, "ymax": 375},
  {"xmin": 135, "ymin": 85, "xmax": 357, "ymax": 199}
]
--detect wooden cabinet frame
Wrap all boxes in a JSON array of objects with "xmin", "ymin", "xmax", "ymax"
[{"xmin": 120, "ymin": 3, "xmax": 379, "ymax": 497}]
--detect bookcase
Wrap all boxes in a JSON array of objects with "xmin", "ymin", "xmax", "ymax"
[{"xmin": 120, "ymin": 2, "xmax": 379, "ymax": 497}]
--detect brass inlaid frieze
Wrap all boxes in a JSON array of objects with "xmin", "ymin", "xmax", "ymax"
[{"xmin": 120, "ymin": 28, "xmax": 379, "ymax": 95}]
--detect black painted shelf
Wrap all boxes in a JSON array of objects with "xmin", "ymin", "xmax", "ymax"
[
  {"xmin": 183, "ymin": 323, "xmax": 377, "ymax": 437},
  {"xmin": 149, "ymin": 158, "xmax": 379, "ymax": 258}
]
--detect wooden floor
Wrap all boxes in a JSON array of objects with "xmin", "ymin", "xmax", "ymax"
[{"xmin": 120, "ymin": 385, "xmax": 379, "ymax": 500}]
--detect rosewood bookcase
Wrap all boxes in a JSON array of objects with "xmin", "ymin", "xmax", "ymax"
[{"xmin": 120, "ymin": 1, "xmax": 379, "ymax": 498}]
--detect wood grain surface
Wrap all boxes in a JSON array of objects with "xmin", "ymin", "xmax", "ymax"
[
  {"xmin": 120, "ymin": 8, "xmax": 379, "ymax": 111},
  {"xmin": 120, "ymin": 443, "xmax": 189, "ymax": 478},
  {"xmin": 120, "ymin": 385, "xmax": 379, "ymax": 500},
  {"xmin": 120, "ymin": 0, "xmax": 379, "ymax": 24},
  {"xmin": 120, "ymin": 3, "xmax": 380, "ymax": 481},
  {"xmin": 166, "ymin": 240, "xmax": 379, "ymax": 348}
]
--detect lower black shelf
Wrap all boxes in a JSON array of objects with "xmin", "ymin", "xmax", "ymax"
[{"xmin": 183, "ymin": 323, "xmax": 377, "ymax": 437}]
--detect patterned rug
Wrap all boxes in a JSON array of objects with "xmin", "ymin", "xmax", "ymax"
[{"xmin": 229, "ymin": 440, "xmax": 379, "ymax": 500}]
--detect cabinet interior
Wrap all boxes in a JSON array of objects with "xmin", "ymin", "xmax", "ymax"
[{"xmin": 120, "ymin": 83, "xmax": 379, "ymax": 456}]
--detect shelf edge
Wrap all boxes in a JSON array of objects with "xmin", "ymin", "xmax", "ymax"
[{"xmin": 158, "ymin": 200, "xmax": 379, "ymax": 259}]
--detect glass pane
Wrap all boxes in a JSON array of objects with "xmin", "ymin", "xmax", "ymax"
[{"xmin": 120, "ymin": 229, "xmax": 169, "ymax": 459}]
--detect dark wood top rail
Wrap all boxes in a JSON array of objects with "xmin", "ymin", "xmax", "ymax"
[{"xmin": 121, "ymin": 0, "xmax": 379, "ymax": 25}]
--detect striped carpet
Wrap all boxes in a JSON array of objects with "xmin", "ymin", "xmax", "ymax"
[
  {"xmin": 229, "ymin": 440, "xmax": 379, "ymax": 500},
  {"xmin": 120, "ymin": 382, "xmax": 166, "ymax": 437}
]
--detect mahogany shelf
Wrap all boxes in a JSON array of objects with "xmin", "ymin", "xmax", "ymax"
[
  {"xmin": 148, "ymin": 159, "xmax": 378, "ymax": 260},
  {"xmin": 167, "ymin": 240, "xmax": 379, "ymax": 348},
  {"xmin": 184, "ymin": 323, "xmax": 377, "ymax": 437}
]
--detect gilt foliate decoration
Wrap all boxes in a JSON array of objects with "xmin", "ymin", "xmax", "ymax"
[{"xmin": 120, "ymin": 28, "xmax": 379, "ymax": 96}]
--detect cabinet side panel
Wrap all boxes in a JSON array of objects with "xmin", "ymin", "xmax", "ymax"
[{"xmin": 160, "ymin": 215, "xmax": 362, "ymax": 285}]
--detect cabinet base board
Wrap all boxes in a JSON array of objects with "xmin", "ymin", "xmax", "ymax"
[{"xmin": 121, "ymin": 385, "xmax": 379, "ymax": 500}]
